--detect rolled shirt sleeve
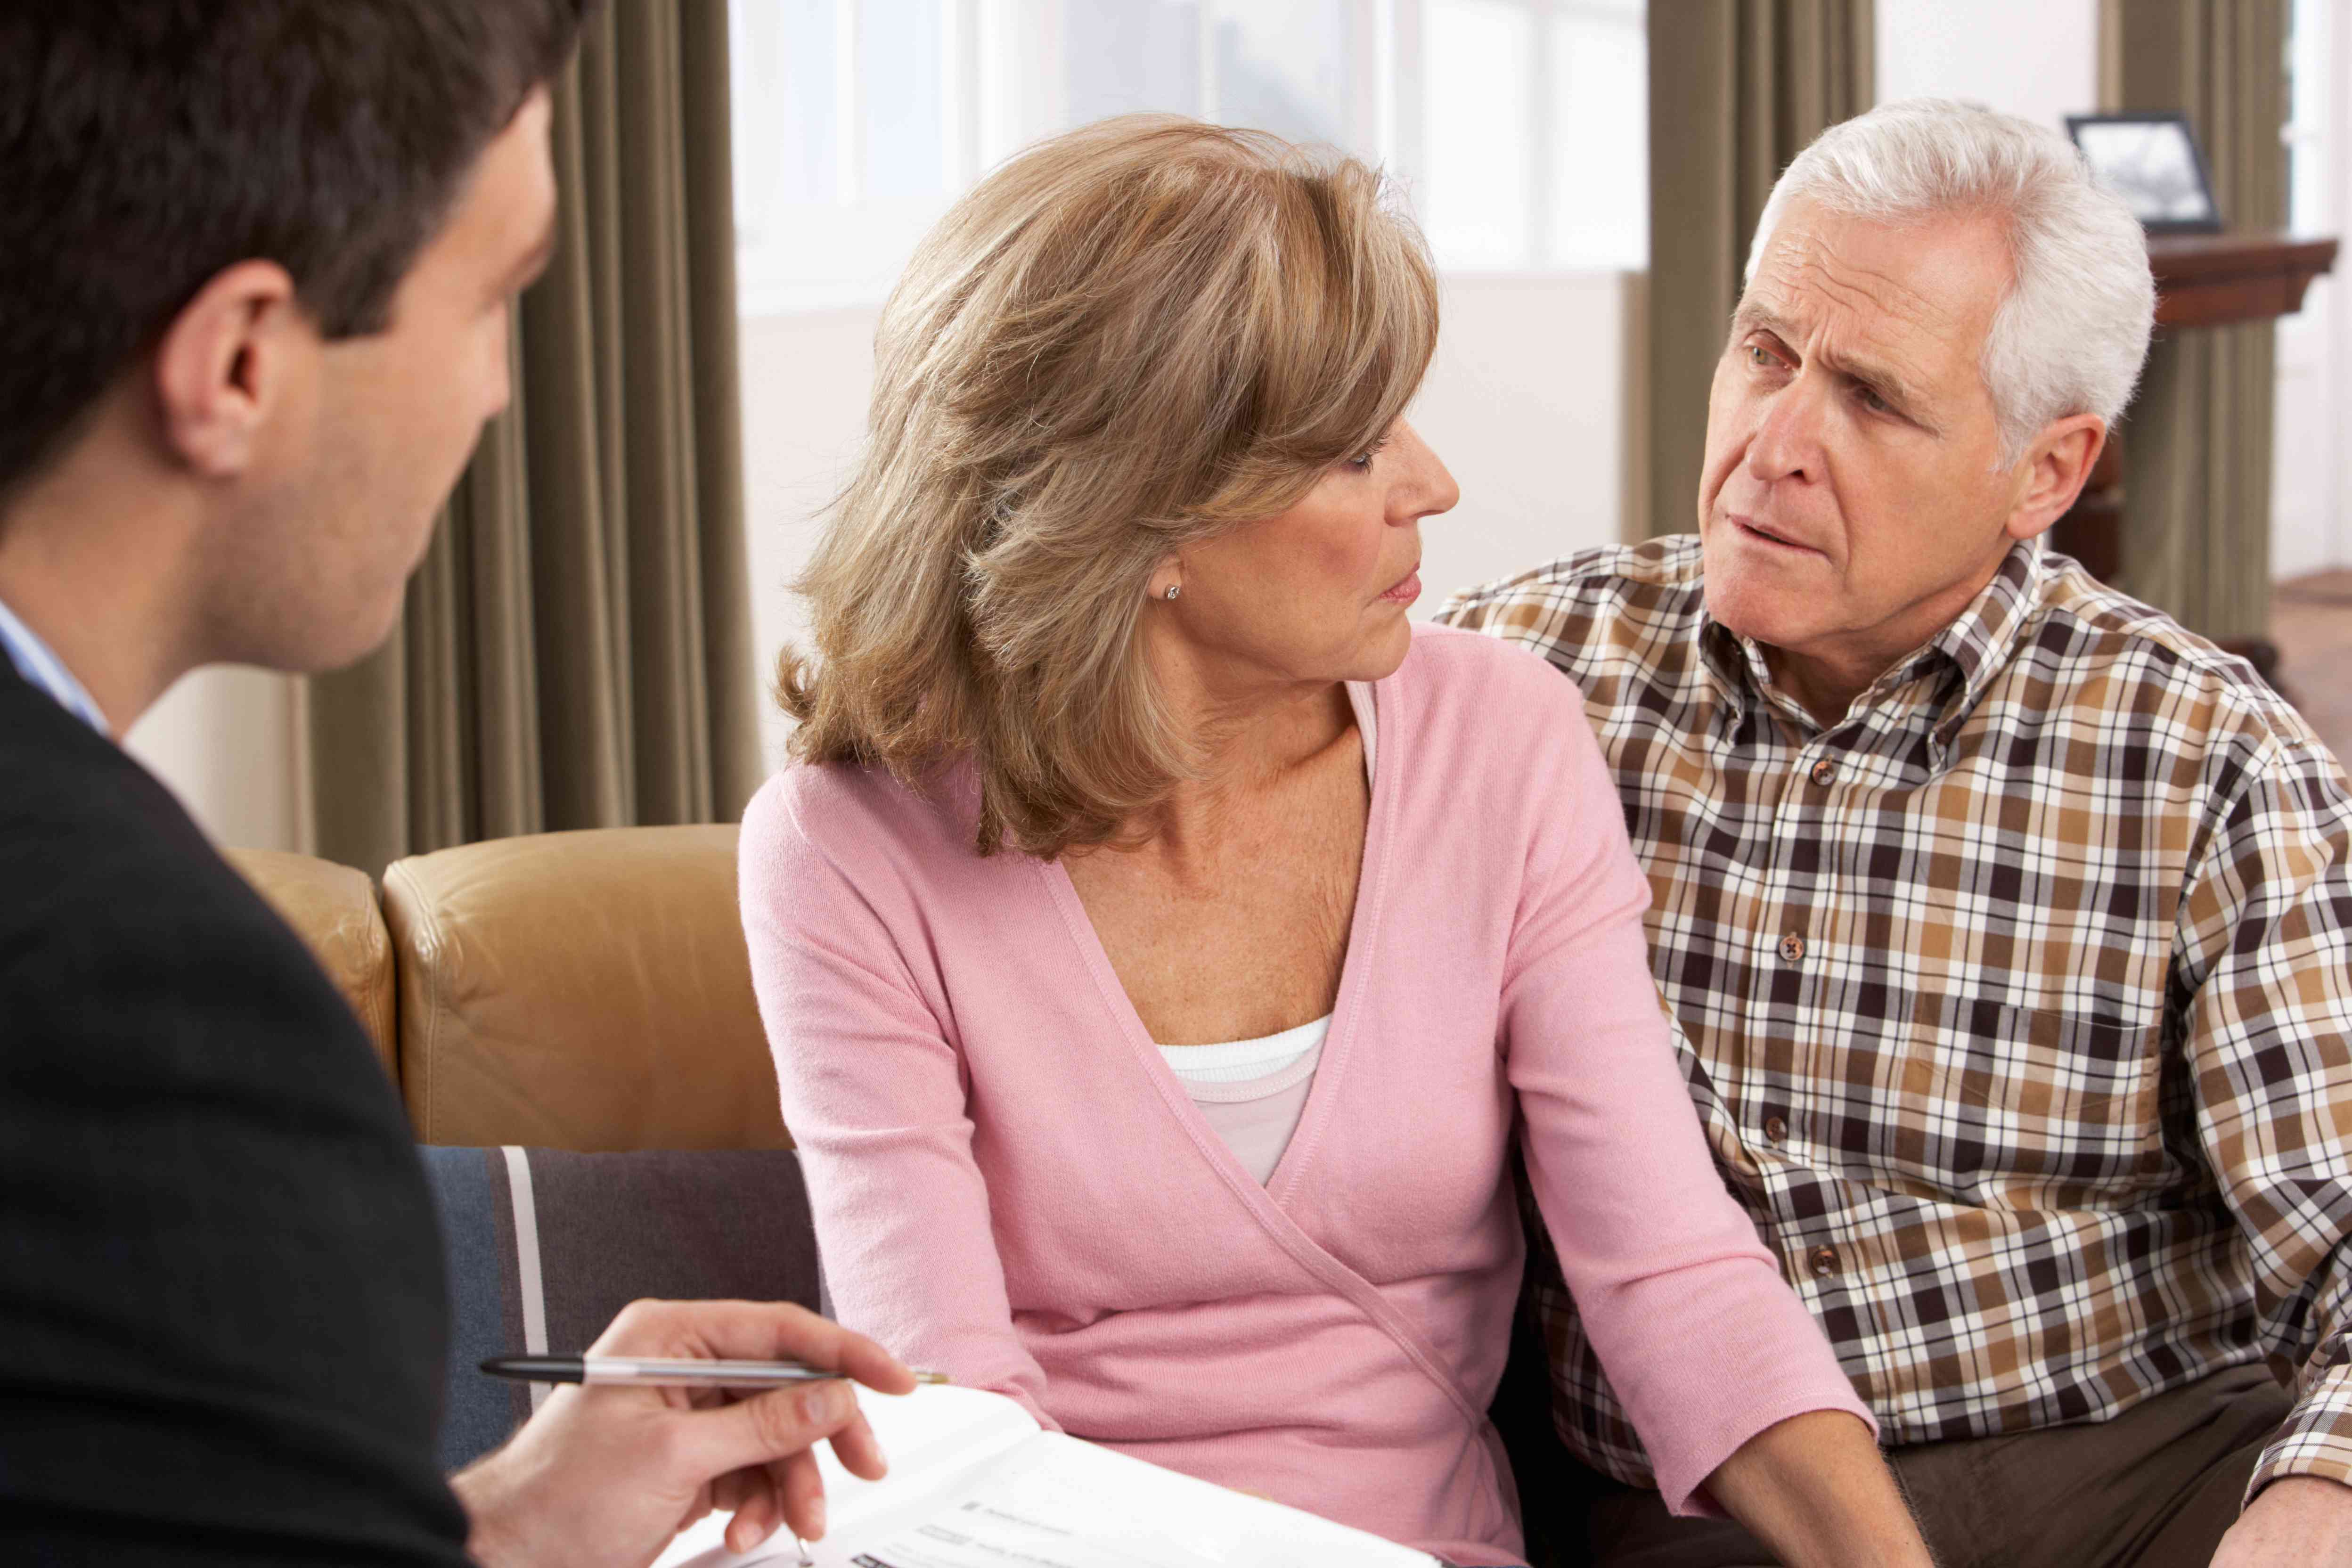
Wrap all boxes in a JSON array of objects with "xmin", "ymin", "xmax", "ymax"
[{"xmin": 2172, "ymin": 731, "xmax": 2352, "ymax": 1503}]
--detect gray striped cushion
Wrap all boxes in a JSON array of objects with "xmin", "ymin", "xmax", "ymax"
[{"xmin": 418, "ymin": 1147, "xmax": 825, "ymax": 1470}]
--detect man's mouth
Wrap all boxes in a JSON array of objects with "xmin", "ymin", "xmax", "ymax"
[{"xmin": 1729, "ymin": 514, "xmax": 1821, "ymax": 555}]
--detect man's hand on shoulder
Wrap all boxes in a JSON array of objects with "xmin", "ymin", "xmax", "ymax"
[
  {"xmin": 451, "ymin": 1298, "xmax": 917, "ymax": 1568},
  {"xmin": 2213, "ymin": 1476, "xmax": 2352, "ymax": 1567}
]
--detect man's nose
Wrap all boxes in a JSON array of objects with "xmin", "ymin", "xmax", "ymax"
[{"xmin": 1745, "ymin": 375, "xmax": 1826, "ymax": 486}]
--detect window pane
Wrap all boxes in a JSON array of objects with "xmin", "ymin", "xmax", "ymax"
[
  {"xmin": 863, "ymin": 0, "xmax": 947, "ymax": 203},
  {"xmin": 732, "ymin": 0, "xmax": 838, "ymax": 228},
  {"xmin": 1425, "ymin": 0, "xmax": 1535, "ymax": 269},
  {"xmin": 1211, "ymin": 0, "xmax": 1354, "ymax": 152},
  {"xmin": 1066, "ymin": 0, "xmax": 1203, "ymax": 126},
  {"xmin": 1551, "ymin": 2, "xmax": 1647, "ymax": 269}
]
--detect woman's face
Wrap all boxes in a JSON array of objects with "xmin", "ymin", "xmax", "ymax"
[{"xmin": 1162, "ymin": 419, "xmax": 1458, "ymax": 693}]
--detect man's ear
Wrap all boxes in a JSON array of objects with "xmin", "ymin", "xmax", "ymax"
[
  {"xmin": 150, "ymin": 259, "xmax": 311, "ymax": 479},
  {"xmin": 2003, "ymin": 413, "xmax": 2107, "ymax": 543}
]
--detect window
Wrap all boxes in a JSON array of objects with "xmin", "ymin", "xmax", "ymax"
[
  {"xmin": 729, "ymin": 0, "xmax": 1648, "ymax": 314},
  {"xmin": 2272, "ymin": 0, "xmax": 2347, "ymax": 580}
]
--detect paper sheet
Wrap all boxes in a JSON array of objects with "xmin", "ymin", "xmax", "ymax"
[
  {"xmin": 836, "ymin": 1433, "xmax": 1433, "ymax": 1568},
  {"xmin": 654, "ymin": 1386, "xmax": 1434, "ymax": 1568}
]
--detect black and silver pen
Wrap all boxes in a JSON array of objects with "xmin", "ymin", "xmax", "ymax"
[{"xmin": 482, "ymin": 1355, "xmax": 952, "ymax": 1388}]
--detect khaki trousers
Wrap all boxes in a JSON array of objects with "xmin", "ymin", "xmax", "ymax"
[{"xmin": 1575, "ymin": 1365, "xmax": 2292, "ymax": 1568}]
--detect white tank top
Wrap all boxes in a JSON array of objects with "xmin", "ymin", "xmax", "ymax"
[{"xmin": 1153, "ymin": 683, "xmax": 1374, "ymax": 1185}]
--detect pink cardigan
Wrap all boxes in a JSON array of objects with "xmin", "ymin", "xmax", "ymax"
[{"xmin": 740, "ymin": 625, "xmax": 1870, "ymax": 1565}]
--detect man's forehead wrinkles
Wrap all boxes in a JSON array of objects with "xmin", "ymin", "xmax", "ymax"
[
  {"xmin": 1764, "ymin": 232, "xmax": 1971, "ymax": 342},
  {"xmin": 1744, "ymin": 240, "xmax": 1976, "ymax": 398}
]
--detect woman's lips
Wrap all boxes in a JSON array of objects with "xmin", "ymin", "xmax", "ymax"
[{"xmin": 1378, "ymin": 570, "xmax": 1421, "ymax": 604}]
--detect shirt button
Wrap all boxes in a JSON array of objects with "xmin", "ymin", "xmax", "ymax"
[
  {"xmin": 1808, "ymin": 1245, "xmax": 1838, "ymax": 1278},
  {"xmin": 1778, "ymin": 933, "xmax": 1806, "ymax": 963},
  {"xmin": 1809, "ymin": 759, "xmax": 1837, "ymax": 786},
  {"xmin": 1764, "ymin": 1115, "xmax": 1788, "ymax": 1144}
]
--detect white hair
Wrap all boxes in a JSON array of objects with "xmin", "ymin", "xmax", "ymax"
[{"xmin": 1746, "ymin": 98, "xmax": 2156, "ymax": 465}]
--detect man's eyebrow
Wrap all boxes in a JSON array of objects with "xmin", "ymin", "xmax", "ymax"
[
  {"xmin": 1729, "ymin": 301, "xmax": 1796, "ymax": 341},
  {"xmin": 1729, "ymin": 300, "xmax": 1935, "ymax": 425}
]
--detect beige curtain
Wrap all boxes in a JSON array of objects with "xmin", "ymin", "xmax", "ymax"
[
  {"xmin": 308, "ymin": 1, "xmax": 761, "ymax": 875},
  {"xmin": 1646, "ymin": 0, "xmax": 1874, "ymax": 539},
  {"xmin": 2101, "ymin": 0, "xmax": 2288, "ymax": 641}
]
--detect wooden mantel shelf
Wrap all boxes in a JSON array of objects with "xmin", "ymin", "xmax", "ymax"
[
  {"xmin": 2150, "ymin": 231, "xmax": 2339, "ymax": 330},
  {"xmin": 2048, "ymin": 229, "xmax": 2340, "ymax": 687}
]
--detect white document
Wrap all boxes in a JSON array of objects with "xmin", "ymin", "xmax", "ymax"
[{"xmin": 653, "ymin": 1384, "xmax": 1438, "ymax": 1568}]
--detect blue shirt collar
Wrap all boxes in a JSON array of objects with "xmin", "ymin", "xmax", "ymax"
[{"xmin": 0, "ymin": 594, "xmax": 108, "ymax": 733}]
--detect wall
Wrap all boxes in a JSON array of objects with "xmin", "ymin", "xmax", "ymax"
[
  {"xmin": 2272, "ymin": 0, "xmax": 2351, "ymax": 581},
  {"xmin": 736, "ymin": 271, "xmax": 1642, "ymax": 770},
  {"xmin": 122, "ymin": 666, "xmax": 306, "ymax": 852},
  {"xmin": 1876, "ymin": 0, "xmax": 2099, "ymax": 131}
]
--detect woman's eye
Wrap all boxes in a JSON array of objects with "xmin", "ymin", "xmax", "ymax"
[{"xmin": 1348, "ymin": 437, "xmax": 1390, "ymax": 472}]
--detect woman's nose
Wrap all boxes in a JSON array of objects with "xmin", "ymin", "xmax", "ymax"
[{"xmin": 1395, "ymin": 423, "xmax": 1460, "ymax": 522}]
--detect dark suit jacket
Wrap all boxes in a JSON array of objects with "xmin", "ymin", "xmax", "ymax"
[{"xmin": 0, "ymin": 656, "xmax": 471, "ymax": 1564}]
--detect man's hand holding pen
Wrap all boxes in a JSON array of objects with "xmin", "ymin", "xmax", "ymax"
[{"xmin": 450, "ymin": 1299, "xmax": 918, "ymax": 1568}]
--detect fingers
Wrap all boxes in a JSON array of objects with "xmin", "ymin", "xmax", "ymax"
[
  {"xmin": 826, "ymin": 1405, "xmax": 890, "ymax": 1482},
  {"xmin": 591, "ymin": 1298, "xmax": 918, "ymax": 1396},
  {"xmin": 677, "ymin": 1373, "xmax": 864, "ymax": 1489},
  {"xmin": 725, "ymin": 1474, "xmax": 781, "ymax": 1555},
  {"xmin": 776, "ymin": 1448, "xmax": 827, "ymax": 1543}
]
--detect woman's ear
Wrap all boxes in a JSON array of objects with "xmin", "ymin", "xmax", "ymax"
[
  {"xmin": 150, "ymin": 259, "xmax": 312, "ymax": 479},
  {"xmin": 1147, "ymin": 555, "xmax": 1184, "ymax": 603}
]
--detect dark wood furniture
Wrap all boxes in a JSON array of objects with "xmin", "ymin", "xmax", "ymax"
[{"xmin": 2050, "ymin": 231, "xmax": 2338, "ymax": 681}]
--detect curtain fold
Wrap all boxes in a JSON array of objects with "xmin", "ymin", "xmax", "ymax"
[
  {"xmin": 2102, "ymin": 0, "xmax": 2288, "ymax": 642},
  {"xmin": 1646, "ymin": 0, "xmax": 1874, "ymax": 539},
  {"xmin": 309, "ymin": 1, "xmax": 760, "ymax": 876}
]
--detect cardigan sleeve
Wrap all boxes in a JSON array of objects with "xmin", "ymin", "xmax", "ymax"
[
  {"xmin": 738, "ymin": 776, "xmax": 1057, "ymax": 1429},
  {"xmin": 1499, "ymin": 679, "xmax": 1873, "ymax": 1515}
]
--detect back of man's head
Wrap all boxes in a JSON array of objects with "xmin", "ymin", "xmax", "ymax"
[{"xmin": 0, "ymin": 0, "xmax": 588, "ymax": 507}]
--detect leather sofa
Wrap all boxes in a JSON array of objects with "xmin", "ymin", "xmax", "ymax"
[
  {"xmin": 227, "ymin": 826, "xmax": 788, "ymax": 1152},
  {"xmin": 236, "ymin": 826, "xmax": 1584, "ymax": 1560}
]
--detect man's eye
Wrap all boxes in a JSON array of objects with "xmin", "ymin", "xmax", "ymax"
[
  {"xmin": 1747, "ymin": 343, "xmax": 1776, "ymax": 369},
  {"xmin": 1856, "ymin": 385, "xmax": 1893, "ymax": 416}
]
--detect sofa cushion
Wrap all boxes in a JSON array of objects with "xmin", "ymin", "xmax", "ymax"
[
  {"xmin": 223, "ymin": 847, "xmax": 397, "ymax": 1075},
  {"xmin": 382, "ymin": 825, "xmax": 787, "ymax": 1151},
  {"xmin": 420, "ymin": 1145, "xmax": 825, "ymax": 1471}
]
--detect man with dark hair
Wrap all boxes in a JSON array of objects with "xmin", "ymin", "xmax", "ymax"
[{"xmin": 0, "ymin": 6, "xmax": 910, "ymax": 1565}]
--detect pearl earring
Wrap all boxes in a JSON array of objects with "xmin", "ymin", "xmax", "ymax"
[{"xmin": 1162, "ymin": 584, "xmax": 1180, "ymax": 601}]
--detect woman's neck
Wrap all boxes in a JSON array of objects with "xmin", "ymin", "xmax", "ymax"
[{"xmin": 1127, "ymin": 647, "xmax": 1358, "ymax": 858}]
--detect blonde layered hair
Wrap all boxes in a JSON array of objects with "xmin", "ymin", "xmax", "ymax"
[{"xmin": 777, "ymin": 115, "xmax": 1439, "ymax": 859}]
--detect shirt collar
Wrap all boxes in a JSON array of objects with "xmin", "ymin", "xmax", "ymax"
[
  {"xmin": 1696, "ymin": 538, "xmax": 2046, "ymax": 738},
  {"xmin": 0, "ymin": 594, "xmax": 108, "ymax": 734}
]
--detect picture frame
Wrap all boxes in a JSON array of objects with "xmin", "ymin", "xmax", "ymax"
[{"xmin": 2065, "ymin": 112, "xmax": 2223, "ymax": 234}]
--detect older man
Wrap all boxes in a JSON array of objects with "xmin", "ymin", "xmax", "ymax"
[{"xmin": 1443, "ymin": 100, "xmax": 2352, "ymax": 1567}]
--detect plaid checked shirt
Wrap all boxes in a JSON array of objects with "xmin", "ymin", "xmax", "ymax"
[{"xmin": 1437, "ymin": 535, "xmax": 2352, "ymax": 1502}]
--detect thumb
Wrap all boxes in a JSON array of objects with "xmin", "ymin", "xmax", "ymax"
[{"xmin": 670, "ymin": 1377, "xmax": 862, "ymax": 1485}]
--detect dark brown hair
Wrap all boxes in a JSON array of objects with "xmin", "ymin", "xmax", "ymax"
[{"xmin": 0, "ymin": 0, "xmax": 591, "ymax": 502}]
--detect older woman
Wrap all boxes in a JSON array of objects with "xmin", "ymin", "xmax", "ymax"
[{"xmin": 739, "ymin": 116, "xmax": 1928, "ymax": 1568}]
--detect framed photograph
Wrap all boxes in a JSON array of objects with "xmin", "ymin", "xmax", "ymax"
[{"xmin": 2065, "ymin": 113, "xmax": 2223, "ymax": 234}]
